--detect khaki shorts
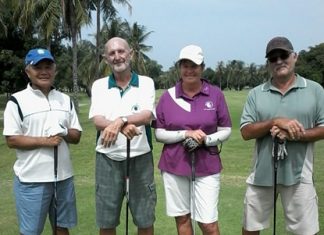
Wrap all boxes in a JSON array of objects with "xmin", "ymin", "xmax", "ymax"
[
  {"xmin": 242, "ymin": 183, "xmax": 319, "ymax": 235},
  {"xmin": 162, "ymin": 171, "xmax": 220, "ymax": 223}
]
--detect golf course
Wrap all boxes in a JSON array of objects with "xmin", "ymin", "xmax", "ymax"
[{"xmin": 1, "ymin": 90, "xmax": 323, "ymax": 234}]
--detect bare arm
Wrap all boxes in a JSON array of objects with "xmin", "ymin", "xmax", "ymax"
[
  {"xmin": 272, "ymin": 126, "xmax": 324, "ymax": 142},
  {"xmin": 241, "ymin": 117, "xmax": 305, "ymax": 141},
  {"xmin": 92, "ymin": 110, "xmax": 153, "ymax": 147},
  {"xmin": 93, "ymin": 110, "xmax": 153, "ymax": 131},
  {"xmin": 241, "ymin": 120, "xmax": 274, "ymax": 140},
  {"xmin": 299, "ymin": 126, "xmax": 324, "ymax": 142},
  {"xmin": 5, "ymin": 135, "xmax": 63, "ymax": 150},
  {"xmin": 64, "ymin": 128, "xmax": 82, "ymax": 144}
]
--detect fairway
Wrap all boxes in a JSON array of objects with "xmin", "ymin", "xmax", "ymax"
[{"xmin": 0, "ymin": 90, "xmax": 323, "ymax": 234}]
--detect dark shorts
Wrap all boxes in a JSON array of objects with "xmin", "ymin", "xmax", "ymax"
[{"xmin": 95, "ymin": 151, "xmax": 157, "ymax": 228}]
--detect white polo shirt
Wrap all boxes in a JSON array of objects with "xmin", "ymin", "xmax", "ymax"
[
  {"xmin": 3, "ymin": 84, "xmax": 82, "ymax": 182},
  {"xmin": 89, "ymin": 73, "xmax": 155, "ymax": 161}
]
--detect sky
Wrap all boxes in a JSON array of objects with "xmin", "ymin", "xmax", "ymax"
[{"xmin": 82, "ymin": 0, "xmax": 324, "ymax": 71}]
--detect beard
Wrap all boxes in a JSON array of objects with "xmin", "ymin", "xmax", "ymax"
[{"xmin": 112, "ymin": 60, "xmax": 131, "ymax": 73}]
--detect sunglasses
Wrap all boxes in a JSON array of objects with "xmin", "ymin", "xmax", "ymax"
[{"xmin": 268, "ymin": 52, "xmax": 291, "ymax": 63}]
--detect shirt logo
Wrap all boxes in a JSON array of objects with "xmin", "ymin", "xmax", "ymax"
[
  {"xmin": 37, "ymin": 49, "xmax": 46, "ymax": 54},
  {"xmin": 131, "ymin": 104, "xmax": 140, "ymax": 113},
  {"xmin": 204, "ymin": 101, "xmax": 215, "ymax": 110}
]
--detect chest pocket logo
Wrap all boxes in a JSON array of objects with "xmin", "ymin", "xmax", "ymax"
[
  {"xmin": 131, "ymin": 104, "xmax": 140, "ymax": 113},
  {"xmin": 204, "ymin": 101, "xmax": 215, "ymax": 111}
]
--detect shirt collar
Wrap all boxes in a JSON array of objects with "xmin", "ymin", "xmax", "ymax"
[
  {"xmin": 175, "ymin": 79, "xmax": 210, "ymax": 98},
  {"xmin": 261, "ymin": 74, "xmax": 306, "ymax": 92},
  {"xmin": 108, "ymin": 72, "xmax": 139, "ymax": 89},
  {"xmin": 27, "ymin": 83, "xmax": 55, "ymax": 96}
]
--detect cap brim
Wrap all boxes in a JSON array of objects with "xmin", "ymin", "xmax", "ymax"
[
  {"xmin": 178, "ymin": 57, "xmax": 203, "ymax": 65},
  {"xmin": 32, "ymin": 57, "xmax": 55, "ymax": 65},
  {"xmin": 265, "ymin": 48, "xmax": 293, "ymax": 58}
]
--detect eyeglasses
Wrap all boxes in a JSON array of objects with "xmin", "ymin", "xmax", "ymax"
[{"xmin": 268, "ymin": 53, "xmax": 291, "ymax": 63}]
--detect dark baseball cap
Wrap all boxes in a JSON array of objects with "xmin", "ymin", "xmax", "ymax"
[
  {"xmin": 265, "ymin": 37, "xmax": 294, "ymax": 58},
  {"xmin": 25, "ymin": 48, "xmax": 55, "ymax": 65}
]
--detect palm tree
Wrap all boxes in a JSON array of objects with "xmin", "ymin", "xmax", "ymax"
[
  {"xmin": 100, "ymin": 17, "xmax": 130, "ymax": 43},
  {"xmin": 61, "ymin": 0, "xmax": 92, "ymax": 111},
  {"xmin": 125, "ymin": 22, "xmax": 153, "ymax": 74},
  {"xmin": 215, "ymin": 61, "xmax": 225, "ymax": 89},
  {"xmin": 14, "ymin": 0, "xmax": 92, "ymax": 111},
  {"xmin": 13, "ymin": 0, "xmax": 63, "ymax": 48},
  {"xmin": 0, "ymin": 0, "xmax": 8, "ymax": 37},
  {"xmin": 77, "ymin": 40, "xmax": 97, "ymax": 96},
  {"xmin": 92, "ymin": 0, "xmax": 131, "ymax": 80}
]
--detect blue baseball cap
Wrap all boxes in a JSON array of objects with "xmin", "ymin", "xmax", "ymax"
[{"xmin": 25, "ymin": 48, "xmax": 55, "ymax": 65}]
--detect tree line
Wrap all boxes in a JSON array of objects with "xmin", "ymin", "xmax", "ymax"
[{"xmin": 1, "ymin": 0, "xmax": 324, "ymax": 102}]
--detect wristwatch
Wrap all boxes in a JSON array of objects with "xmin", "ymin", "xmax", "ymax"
[{"xmin": 121, "ymin": 116, "xmax": 128, "ymax": 126}]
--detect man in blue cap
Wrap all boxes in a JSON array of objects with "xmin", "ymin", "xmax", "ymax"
[{"xmin": 3, "ymin": 48, "xmax": 82, "ymax": 235}]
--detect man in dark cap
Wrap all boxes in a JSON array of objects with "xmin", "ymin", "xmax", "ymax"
[
  {"xmin": 3, "ymin": 48, "xmax": 82, "ymax": 235},
  {"xmin": 240, "ymin": 36, "xmax": 324, "ymax": 235}
]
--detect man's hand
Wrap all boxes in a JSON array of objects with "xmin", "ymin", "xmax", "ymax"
[
  {"xmin": 101, "ymin": 118, "xmax": 124, "ymax": 147},
  {"xmin": 45, "ymin": 122, "xmax": 68, "ymax": 137},
  {"xmin": 121, "ymin": 124, "xmax": 142, "ymax": 140},
  {"xmin": 44, "ymin": 135, "xmax": 63, "ymax": 147},
  {"xmin": 273, "ymin": 118, "xmax": 305, "ymax": 140}
]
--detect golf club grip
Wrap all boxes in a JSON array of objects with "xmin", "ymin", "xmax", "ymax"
[{"xmin": 126, "ymin": 139, "xmax": 130, "ymax": 176}]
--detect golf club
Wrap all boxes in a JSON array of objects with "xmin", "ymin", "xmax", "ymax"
[
  {"xmin": 182, "ymin": 137, "xmax": 199, "ymax": 235},
  {"xmin": 53, "ymin": 145, "xmax": 58, "ymax": 235},
  {"xmin": 191, "ymin": 150, "xmax": 196, "ymax": 235},
  {"xmin": 272, "ymin": 136, "xmax": 283, "ymax": 235},
  {"xmin": 125, "ymin": 138, "xmax": 131, "ymax": 235}
]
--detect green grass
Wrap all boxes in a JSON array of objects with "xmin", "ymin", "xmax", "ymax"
[{"xmin": 1, "ymin": 90, "xmax": 323, "ymax": 234}]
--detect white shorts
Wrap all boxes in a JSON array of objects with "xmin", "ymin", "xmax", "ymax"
[
  {"xmin": 162, "ymin": 171, "xmax": 220, "ymax": 223},
  {"xmin": 242, "ymin": 183, "xmax": 319, "ymax": 235}
]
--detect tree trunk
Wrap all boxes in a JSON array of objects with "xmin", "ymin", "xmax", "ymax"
[
  {"xmin": 70, "ymin": 1, "xmax": 79, "ymax": 113},
  {"xmin": 95, "ymin": 0, "xmax": 100, "ymax": 81}
]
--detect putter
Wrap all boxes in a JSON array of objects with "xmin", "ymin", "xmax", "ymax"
[
  {"xmin": 272, "ymin": 137, "xmax": 280, "ymax": 235},
  {"xmin": 125, "ymin": 138, "xmax": 131, "ymax": 235},
  {"xmin": 191, "ymin": 150, "xmax": 196, "ymax": 235},
  {"xmin": 53, "ymin": 145, "xmax": 58, "ymax": 235}
]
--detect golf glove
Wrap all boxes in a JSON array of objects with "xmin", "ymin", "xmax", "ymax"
[
  {"xmin": 46, "ymin": 123, "xmax": 68, "ymax": 137},
  {"xmin": 183, "ymin": 137, "xmax": 200, "ymax": 152}
]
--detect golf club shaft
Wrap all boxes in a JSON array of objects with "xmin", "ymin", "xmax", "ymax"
[
  {"xmin": 126, "ymin": 139, "xmax": 130, "ymax": 235},
  {"xmin": 273, "ymin": 137, "xmax": 279, "ymax": 235},
  {"xmin": 191, "ymin": 151, "xmax": 196, "ymax": 235},
  {"xmin": 54, "ymin": 145, "xmax": 58, "ymax": 235}
]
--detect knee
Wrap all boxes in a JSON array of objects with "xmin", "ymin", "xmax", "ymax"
[
  {"xmin": 199, "ymin": 222, "xmax": 218, "ymax": 233},
  {"xmin": 56, "ymin": 227, "xmax": 69, "ymax": 234},
  {"xmin": 175, "ymin": 214, "xmax": 191, "ymax": 225}
]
